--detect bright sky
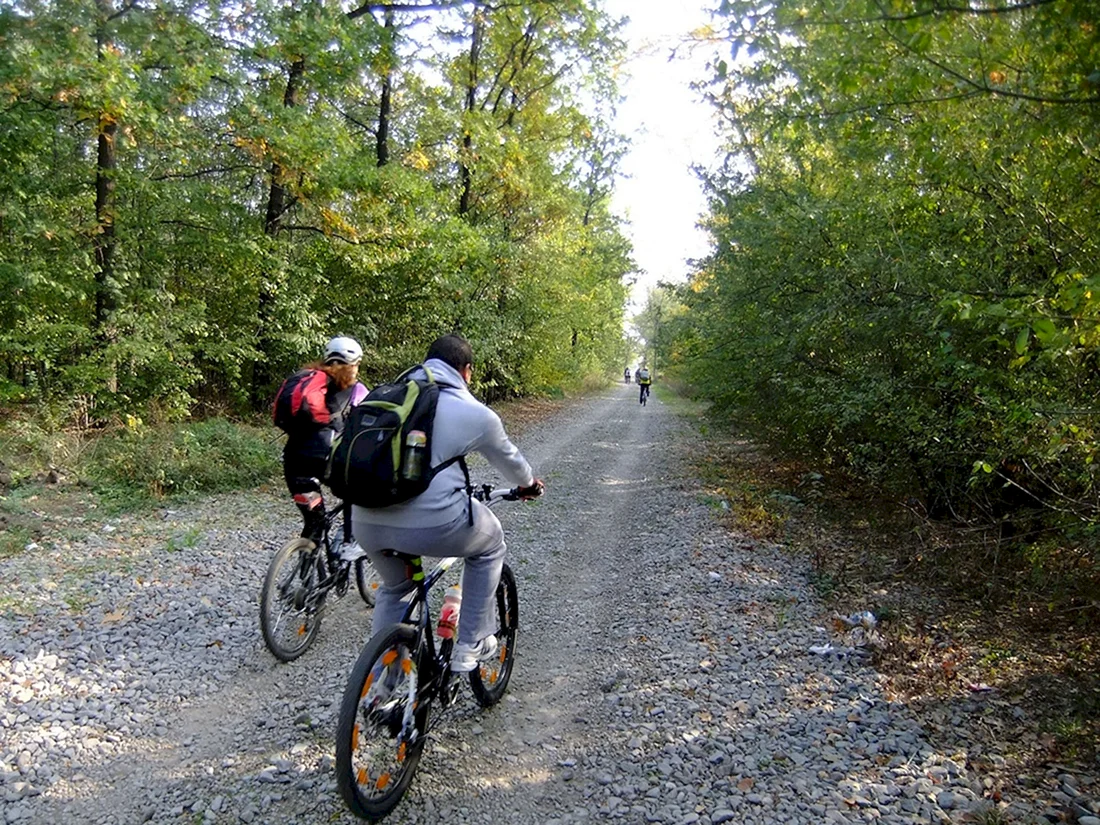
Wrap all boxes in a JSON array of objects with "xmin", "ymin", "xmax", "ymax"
[{"xmin": 603, "ymin": 0, "xmax": 724, "ymax": 312}]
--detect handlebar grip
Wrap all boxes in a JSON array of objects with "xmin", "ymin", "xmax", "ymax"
[{"xmin": 513, "ymin": 480, "xmax": 544, "ymax": 500}]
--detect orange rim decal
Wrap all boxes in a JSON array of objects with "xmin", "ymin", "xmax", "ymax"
[
  {"xmin": 381, "ymin": 649, "xmax": 398, "ymax": 666},
  {"xmin": 360, "ymin": 673, "xmax": 374, "ymax": 698},
  {"xmin": 397, "ymin": 742, "xmax": 407, "ymax": 762},
  {"xmin": 351, "ymin": 724, "xmax": 359, "ymax": 750},
  {"xmin": 401, "ymin": 658, "xmax": 412, "ymax": 674},
  {"xmin": 357, "ymin": 767, "xmax": 368, "ymax": 785},
  {"xmin": 376, "ymin": 772, "xmax": 391, "ymax": 790}
]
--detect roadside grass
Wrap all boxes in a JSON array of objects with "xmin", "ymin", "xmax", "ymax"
[
  {"xmin": 84, "ymin": 418, "xmax": 280, "ymax": 503},
  {"xmin": 665, "ymin": 382, "xmax": 1100, "ymax": 795},
  {"xmin": 0, "ymin": 416, "xmax": 281, "ymax": 562},
  {"xmin": 0, "ymin": 388, "xmax": 569, "ymax": 568}
]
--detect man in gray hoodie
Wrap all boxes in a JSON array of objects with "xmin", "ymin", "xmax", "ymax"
[{"xmin": 352, "ymin": 334, "xmax": 544, "ymax": 672}]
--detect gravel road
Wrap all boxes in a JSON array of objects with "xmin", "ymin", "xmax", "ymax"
[{"xmin": 1, "ymin": 384, "xmax": 1081, "ymax": 825}]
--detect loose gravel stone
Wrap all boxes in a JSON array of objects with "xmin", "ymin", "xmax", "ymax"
[{"xmin": 0, "ymin": 385, "xmax": 1083, "ymax": 824}]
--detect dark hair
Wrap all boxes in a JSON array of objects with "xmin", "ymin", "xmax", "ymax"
[{"xmin": 426, "ymin": 334, "xmax": 473, "ymax": 372}]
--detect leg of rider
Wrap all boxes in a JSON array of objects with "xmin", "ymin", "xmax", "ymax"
[
  {"xmin": 453, "ymin": 501, "xmax": 505, "ymax": 646},
  {"xmin": 352, "ymin": 501, "xmax": 505, "ymax": 645},
  {"xmin": 284, "ymin": 460, "xmax": 326, "ymax": 542},
  {"xmin": 356, "ymin": 544, "xmax": 417, "ymax": 636}
]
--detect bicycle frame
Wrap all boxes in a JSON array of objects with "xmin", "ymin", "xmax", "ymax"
[
  {"xmin": 391, "ymin": 554, "xmax": 461, "ymax": 731},
  {"xmin": 384, "ymin": 486, "xmax": 517, "ymax": 724},
  {"xmin": 296, "ymin": 501, "xmax": 352, "ymax": 609},
  {"xmin": 335, "ymin": 483, "xmax": 525, "ymax": 819}
]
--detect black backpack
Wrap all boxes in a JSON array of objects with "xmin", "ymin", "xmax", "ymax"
[{"xmin": 327, "ymin": 365, "xmax": 467, "ymax": 508}]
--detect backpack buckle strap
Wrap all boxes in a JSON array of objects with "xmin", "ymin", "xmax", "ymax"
[
  {"xmin": 425, "ymin": 454, "xmax": 473, "ymax": 525},
  {"xmin": 458, "ymin": 456, "xmax": 473, "ymax": 526}
]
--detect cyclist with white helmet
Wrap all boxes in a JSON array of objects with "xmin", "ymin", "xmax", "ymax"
[{"xmin": 279, "ymin": 336, "xmax": 369, "ymax": 543}]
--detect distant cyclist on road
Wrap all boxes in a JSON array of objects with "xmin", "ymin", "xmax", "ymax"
[
  {"xmin": 636, "ymin": 366, "xmax": 651, "ymax": 404},
  {"xmin": 624, "ymin": 367, "xmax": 631, "ymax": 384}
]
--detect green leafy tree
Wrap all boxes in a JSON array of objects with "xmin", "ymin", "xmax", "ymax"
[{"xmin": 671, "ymin": 0, "xmax": 1100, "ymax": 530}]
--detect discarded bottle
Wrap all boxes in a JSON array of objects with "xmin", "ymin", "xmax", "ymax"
[
  {"xmin": 837, "ymin": 610, "xmax": 878, "ymax": 630},
  {"xmin": 402, "ymin": 430, "xmax": 427, "ymax": 481},
  {"xmin": 437, "ymin": 584, "xmax": 462, "ymax": 640}
]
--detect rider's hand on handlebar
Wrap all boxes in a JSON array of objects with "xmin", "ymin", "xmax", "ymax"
[{"xmin": 516, "ymin": 478, "xmax": 545, "ymax": 500}]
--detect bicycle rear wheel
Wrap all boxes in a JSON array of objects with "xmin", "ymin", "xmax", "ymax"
[
  {"xmin": 355, "ymin": 558, "xmax": 381, "ymax": 607},
  {"xmin": 336, "ymin": 624, "xmax": 429, "ymax": 821},
  {"xmin": 259, "ymin": 538, "xmax": 326, "ymax": 662},
  {"xmin": 469, "ymin": 563, "xmax": 518, "ymax": 707}
]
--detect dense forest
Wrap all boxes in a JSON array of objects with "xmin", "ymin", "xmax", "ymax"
[
  {"xmin": 0, "ymin": 0, "xmax": 633, "ymax": 419},
  {"xmin": 6, "ymin": 0, "xmax": 1100, "ymax": 567},
  {"xmin": 647, "ymin": 0, "xmax": 1100, "ymax": 561}
]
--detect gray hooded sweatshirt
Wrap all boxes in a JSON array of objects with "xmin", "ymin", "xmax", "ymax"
[{"xmin": 351, "ymin": 358, "xmax": 535, "ymax": 528}]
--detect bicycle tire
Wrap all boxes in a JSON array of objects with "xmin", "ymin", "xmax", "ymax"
[
  {"xmin": 336, "ymin": 623, "xmax": 429, "ymax": 821},
  {"xmin": 469, "ymin": 563, "xmax": 518, "ymax": 707},
  {"xmin": 259, "ymin": 537, "xmax": 327, "ymax": 662},
  {"xmin": 355, "ymin": 558, "xmax": 381, "ymax": 607}
]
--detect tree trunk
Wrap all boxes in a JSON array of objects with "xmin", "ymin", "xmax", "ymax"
[
  {"xmin": 458, "ymin": 12, "xmax": 483, "ymax": 216},
  {"xmin": 264, "ymin": 59, "xmax": 305, "ymax": 238},
  {"xmin": 255, "ymin": 58, "xmax": 305, "ymax": 403},
  {"xmin": 94, "ymin": 0, "xmax": 119, "ymax": 392},
  {"xmin": 376, "ymin": 9, "xmax": 394, "ymax": 167}
]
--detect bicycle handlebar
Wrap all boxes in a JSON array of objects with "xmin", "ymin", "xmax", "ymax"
[{"xmin": 472, "ymin": 484, "xmax": 522, "ymax": 504}]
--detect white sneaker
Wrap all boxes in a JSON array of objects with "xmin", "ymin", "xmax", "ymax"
[
  {"xmin": 451, "ymin": 635, "xmax": 498, "ymax": 673},
  {"xmin": 340, "ymin": 541, "xmax": 367, "ymax": 562}
]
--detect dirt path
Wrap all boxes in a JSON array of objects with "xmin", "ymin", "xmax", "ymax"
[{"xmin": 1, "ymin": 383, "xmax": 1044, "ymax": 824}]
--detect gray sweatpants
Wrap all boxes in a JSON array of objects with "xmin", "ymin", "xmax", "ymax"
[{"xmin": 352, "ymin": 500, "xmax": 505, "ymax": 646}]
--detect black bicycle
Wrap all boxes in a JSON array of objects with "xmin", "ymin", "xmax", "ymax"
[
  {"xmin": 639, "ymin": 384, "xmax": 650, "ymax": 405},
  {"xmin": 260, "ymin": 501, "xmax": 381, "ymax": 662},
  {"xmin": 335, "ymin": 485, "xmax": 523, "ymax": 821}
]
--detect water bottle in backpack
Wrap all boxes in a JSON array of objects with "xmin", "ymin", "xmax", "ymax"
[{"xmin": 402, "ymin": 430, "xmax": 427, "ymax": 482}]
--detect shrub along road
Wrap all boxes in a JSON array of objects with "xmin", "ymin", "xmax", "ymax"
[{"xmin": 0, "ymin": 383, "xmax": 1091, "ymax": 824}]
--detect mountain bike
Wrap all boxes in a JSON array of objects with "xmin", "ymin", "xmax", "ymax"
[
  {"xmin": 639, "ymin": 384, "xmax": 650, "ymax": 406},
  {"xmin": 260, "ymin": 500, "xmax": 381, "ymax": 662},
  {"xmin": 335, "ymin": 484, "xmax": 523, "ymax": 821}
]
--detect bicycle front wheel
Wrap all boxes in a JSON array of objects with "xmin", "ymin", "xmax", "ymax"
[
  {"xmin": 260, "ymin": 538, "xmax": 327, "ymax": 662},
  {"xmin": 336, "ymin": 624, "xmax": 430, "ymax": 821},
  {"xmin": 469, "ymin": 563, "xmax": 518, "ymax": 707}
]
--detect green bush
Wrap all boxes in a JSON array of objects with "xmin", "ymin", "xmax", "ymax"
[
  {"xmin": 85, "ymin": 418, "xmax": 281, "ymax": 500},
  {"xmin": 0, "ymin": 420, "xmax": 53, "ymax": 485}
]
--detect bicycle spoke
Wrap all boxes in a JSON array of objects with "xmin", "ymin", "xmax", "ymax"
[
  {"xmin": 469, "ymin": 563, "xmax": 518, "ymax": 707},
  {"xmin": 337, "ymin": 624, "xmax": 429, "ymax": 819},
  {"xmin": 260, "ymin": 538, "xmax": 327, "ymax": 662}
]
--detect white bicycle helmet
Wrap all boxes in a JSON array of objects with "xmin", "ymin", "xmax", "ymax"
[{"xmin": 323, "ymin": 336, "xmax": 363, "ymax": 365}]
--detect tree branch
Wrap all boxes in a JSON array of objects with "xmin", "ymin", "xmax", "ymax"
[
  {"xmin": 792, "ymin": 0, "xmax": 1058, "ymax": 27},
  {"xmin": 151, "ymin": 164, "xmax": 261, "ymax": 181},
  {"xmin": 281, "ymin": 224, "xmax": 364, "ymax": 245},
  {"xmin": 886, "ymin": 29, "xmax": 1100, "ymax": 106},
  {"xmin": 106, "ymin": 0, "xmax": 139, "ymax": 22},
  {"xmin": 159, "ymin": 219, "xmax": 218, "ymax": 232}
]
